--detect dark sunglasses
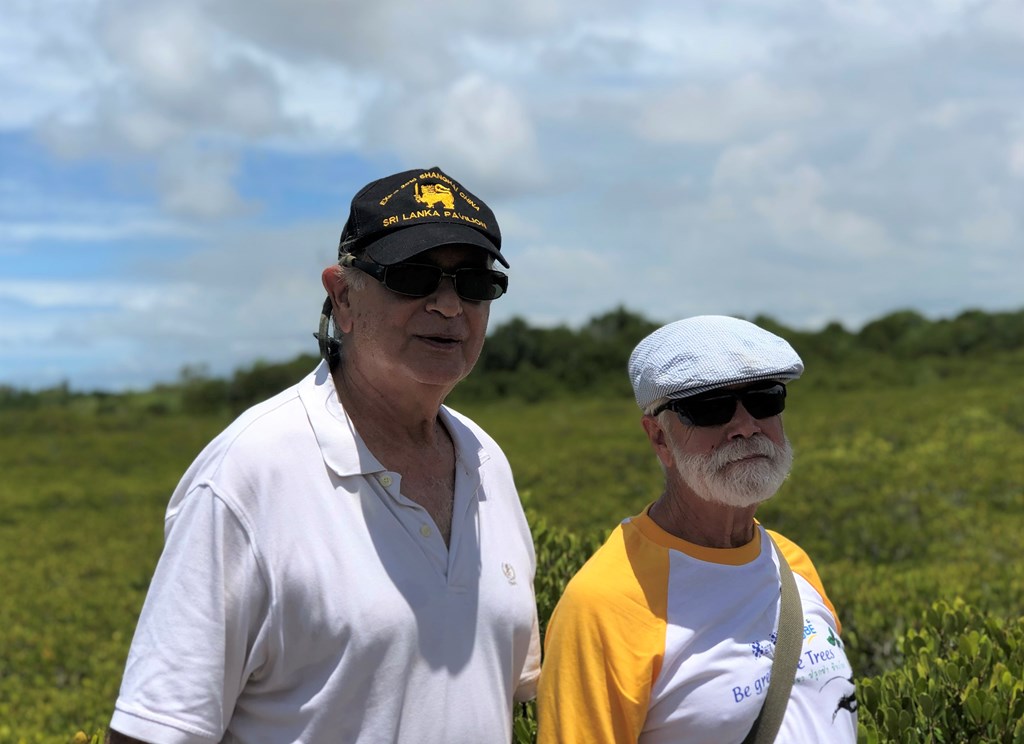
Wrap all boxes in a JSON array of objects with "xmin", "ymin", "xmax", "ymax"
[
  {"xmin": 653, "ymin": 382, "xmax": 787, "ymax": 427},
  {"xmin": 342, "ymin": 255, "xmax": 507, "ymax": 302}
]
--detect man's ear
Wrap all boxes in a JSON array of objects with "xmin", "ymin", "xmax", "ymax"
[
  {"xmin": 641, "ymin": 414, "xmax": 675, "ymax": 469},
  {"xmin": 321, "ymin": 266, "xmax": 354, "ymax": 334}
]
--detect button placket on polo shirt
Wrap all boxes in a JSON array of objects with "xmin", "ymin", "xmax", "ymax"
[{"xmin": 375, "ymin": 471, "xmax": 449, "ymax": 578}]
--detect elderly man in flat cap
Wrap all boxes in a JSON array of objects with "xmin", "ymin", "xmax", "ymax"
[
  {"xmin": 537, "ymin": 315, "xmax": 857, "ymax": 744},
  {"xmin": 107, "ymin": 167, "xmax": 539, "ymax": 744}
]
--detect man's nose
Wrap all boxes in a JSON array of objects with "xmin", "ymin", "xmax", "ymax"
[
  {"xmin": 426, "ymin": 275, "xmax": 463, "ymax": 317},
  {"xmin": 725, "ymin": 400, "xmax": 762, "ymax": 439}
]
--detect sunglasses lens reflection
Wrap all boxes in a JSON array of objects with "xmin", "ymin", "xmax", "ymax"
[
  {"xmin": 384, "ymin": 264, "xmax": 506, "ymax": 301},
  {"xmin": 742, "ymin": 388, "xmax": 786, "ymax": 419},
  {"xmin": 385, "ymin": 264, "xmax": 439, "ymax": 296},
  {"xmin": 457, "ymin": 270, "xmax": 507, "ymax": 301},
  {"xmin": 675, "ymin": 384, "xmax": 787, "ymax": 427}
]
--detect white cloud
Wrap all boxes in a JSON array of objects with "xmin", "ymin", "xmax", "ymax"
[
  {"xmin": 975, "ymin": 0, "xmax": 1024, "ymax": 40},
  {"xmin": 269, "ymin": 61, "xmax": 369, "ymax": 148},
  {"xmin": 0, "ymin": 0, "xmax": 106, "ymax": 129},
  {"xmin": 0, "ymin": 179, "xmax": 197, "ymax": 244},
  {"xmin": 31, "ymin": 0, "xmax": 301, "ymax": 214},
  {"xmin": 0, "ymin": 278, "xmax": 171, "ymax": 310},
  {"xmin": 919, "ymin": 100, "xmax": 980, "ymax": 129},
  {"xmin": 957, "ymin": 186, "xmax": 1020, "ymax": 249},
  {"xmin": 98, "ymin": 1, "xmax": 211, "ymax": 103},
  {"xmin": 94, "ymin": 0, "xmax": 294, "ymax": 140},
  {"xmin": 820, "ymin": 0, "xmax": 984, "ymax": 38},
  {"xmin": 751, "ymin": 165, "xmax": 897, "ymax": 258},
  {"xmin": 493, "ymin": 242, "xmax": 620, "ymax": 328},
  {"xmin": 0, "ymin": 219, "xmax": 192, "ymax": 244},
  {"xmin": 707, "ymin": 135, "xmax": 900, "ymax": 260},
  {"xmin": 157, "ymin": 148, "xmax": 246, "ymax": 219},
  {"xmin": 1010, "ymin": 137, "xmax": 1024, "ymax": 177},
  {"xmin": 636, "ymin": 75, "xmax": 821, "ymax": 145},
  {"xmin": 368, "ymin": 75, "xmax": 544, "ymax": 189},
  {"xmin": 712, "ymin": 133, "xmax": 799, "ymax": 191}
]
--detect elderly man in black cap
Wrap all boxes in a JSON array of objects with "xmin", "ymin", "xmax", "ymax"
[
  {"xmin": 108, "ymin": 168, "xmax": 540, "ymax": 744},
  {"xmin": 537, "ymin": 315, "xmax": 857, "ymax": 744}
]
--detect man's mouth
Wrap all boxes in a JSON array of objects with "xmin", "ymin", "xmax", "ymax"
[
  {"xmin": 419, "ymin": 334, "xmax": 461, "ymax": 346},
  {"xmin": 719, "ymin": 450, "xmax": 772, "ymax": 468},
  {"xmin": 733, "ymin": 453, "xmax": 769, "ymax": 461}
]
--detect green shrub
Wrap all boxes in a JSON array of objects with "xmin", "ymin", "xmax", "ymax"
[
  {"xmin": 857, "ymin": 600, "xmax": 1024, "ymax": 743},
  {"xmin": 3, "ymin": 310, "xmax": 1024, "ymax": 742}
]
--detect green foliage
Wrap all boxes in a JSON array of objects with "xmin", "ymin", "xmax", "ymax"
[
  {"xmin": 6, "ymin": 305, "xmax": 1024, "ymax": 412},
  {"xmin": 3, "ymin": 305, "xmax": 1024, "ymax": 743},
  {"xmin": 856, "ymin": 600, "xmax": 1024, "ymax": 743},
  {"xmin": 0, "ymin": 407, "xmax": 229, "ymax": 743},
  {"xmin": 857, "ymin": 308, "xmax": 1024, "ymax": 358},
  {"xmin": 513, "ymin": 521, "xmax": 604, "ymax": 744},
  {"xmin": 179, "ymin": 355, "xmax": 322, "ymax": 415},
  {"xmin": 461, "ymin": 396, "xmax": 653, "ymax": 534},
  {"xmin": 452, "ymin": 306, "xmax": 657, "ymax": 402}
]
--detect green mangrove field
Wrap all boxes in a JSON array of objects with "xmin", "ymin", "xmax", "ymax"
[{"xmin": 2, "ymin": 308, "xmax": 1023, "ymax": 743}]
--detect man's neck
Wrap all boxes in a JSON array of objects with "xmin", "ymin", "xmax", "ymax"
[
  {"xmin": 330, "ymin": 363, "xmax": 449, "ymax": 446},
  {"xmin": 648, "ymin": 490, "xmax": 758, "ymax": 549},
  {"xmin": 330, "ymin": 362, "xmax": 458, "ymax": 547}
]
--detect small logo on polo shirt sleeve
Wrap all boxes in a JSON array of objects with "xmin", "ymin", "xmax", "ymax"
[{"xmin": 502, "ymin": 562, "xmax": 517, "ymax": 585}]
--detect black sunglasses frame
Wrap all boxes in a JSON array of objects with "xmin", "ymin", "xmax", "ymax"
[
  {"xmin": 654, "ymin": 382, "xmax": 787, "ymax": 427},
  {"xmin": 342, "ymin": 255, "xmax": 507, "ymax": 302}
]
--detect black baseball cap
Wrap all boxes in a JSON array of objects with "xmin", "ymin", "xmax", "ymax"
[{"xmin": 338, "ymin": 166, "xmax": 508, "ymax": 267}]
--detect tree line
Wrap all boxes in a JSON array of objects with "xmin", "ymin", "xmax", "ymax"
[{"xmin": 2, "ymin": 305, "xmax": 1023, "ymax": 414}]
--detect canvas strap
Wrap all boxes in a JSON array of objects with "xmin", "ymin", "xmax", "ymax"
[{"xmin": 741, "ymin": 532, "xmax": 803, "ymax": 744}]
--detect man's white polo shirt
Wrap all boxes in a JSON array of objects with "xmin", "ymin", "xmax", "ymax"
[{"xmin": 111, "ymin": 361, "xmax": 541, "ymax": 743}]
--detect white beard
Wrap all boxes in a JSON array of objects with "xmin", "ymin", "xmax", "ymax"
[{"xmin": 671, "ymin": 434, "xmax": 794, "ymax": 508}]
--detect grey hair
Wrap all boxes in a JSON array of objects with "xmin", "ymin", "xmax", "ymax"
[
  {"xmin": 317, "ymin": 257, "xmax": 367, "ymax": 367},
  {"xmin": 336, "ymin": 261, "xmax": 367, "ymax": 291},
  {"xmin": 644, "ymin": 396, "xmax": 673, "ymax": 417},
  {"xmin": 651, "ymin": 407, "xmax": 676, "ymax": 476}
]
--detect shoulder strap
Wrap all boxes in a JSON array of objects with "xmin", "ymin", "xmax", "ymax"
[{"xmin": 741, "ymin": 532, "xmax": 803, "ymax": 744}]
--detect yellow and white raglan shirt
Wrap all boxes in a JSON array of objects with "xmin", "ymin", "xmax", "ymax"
[{"xmin": 537, "ymin": 508, "xmax": 857, "ymax": 744}]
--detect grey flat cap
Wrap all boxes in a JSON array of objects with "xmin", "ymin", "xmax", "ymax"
[{"xmin": 628, "ymin": 315, "xmax": 804, "ymax": 411}]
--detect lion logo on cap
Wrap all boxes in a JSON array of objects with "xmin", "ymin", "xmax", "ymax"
[{"xmin": 414, "ymin": 182, "xmax": 455, "ymax": 210}]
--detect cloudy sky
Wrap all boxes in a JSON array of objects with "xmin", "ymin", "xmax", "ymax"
[{"xmin": 3, "ymin": 0, "xmax": 1023, "ymax": 392}]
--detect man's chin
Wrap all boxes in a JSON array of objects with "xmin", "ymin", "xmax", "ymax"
[
  {"xmin": 674, "ymin": 438, "xmax": 793, "ymax": 510},
  {"xmin": 697, "ymin": 464, "xmax": 786, "ymax": 508}
]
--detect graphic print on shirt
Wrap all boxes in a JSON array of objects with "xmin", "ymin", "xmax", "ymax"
[
  {"xmin": 731, "ymin": 615, "xmax": 856, "ymax": 730},
  {"xmin": 795, "ymin": 618, "xmax": 857, "ymax": 725},
  {"xmin": 502, "ymin": 561, "xmax": 518, "ymax": 585}
]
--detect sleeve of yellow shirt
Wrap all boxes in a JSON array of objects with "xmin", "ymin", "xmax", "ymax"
[
  {"xmin": 767, "ymin": 528, "xmax": 842, "ymax": 632},
  {"xmin": 537, "ymin": 522, "xmax": 669, "ymax": 744}
]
